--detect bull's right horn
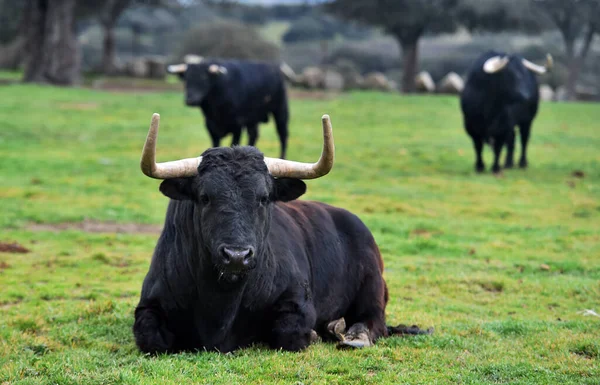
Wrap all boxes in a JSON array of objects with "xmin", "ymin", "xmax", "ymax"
[
  {"xmin": 167, "ymin": 64, "xmax": 187, "ymax": 74},
  {"xmin": 483, "ymin": 56, "xmax": 510, "ymax": 74},
  {"xmin": 140, "ymin": 114, "xmax": 202, "ymax": 179}
]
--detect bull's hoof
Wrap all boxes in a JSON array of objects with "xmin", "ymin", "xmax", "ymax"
[
  {"xmin": 336, "ymin": 323, "xmax": 372, "ymax": 349},
  {"xmin": 491, "ymin": 165, "xmax": 502, "ymax": 174},
  {"xmin": 475, "ymin": 163, "xmax": 485, "ymax": 173},
  {"xmin": 519, "ymin": 159, "xmax": 528, "ymax": 169},
  {"xmin": 327, "ymin": 317, "xmax": 347, "ymax": 341},
  {"xmin": 310, "ymin": 329, "xmax": 321, "ymax": 344},
  {"xmin": 504, "ymin": 162, "xmax": 514, "ymax": 169}
]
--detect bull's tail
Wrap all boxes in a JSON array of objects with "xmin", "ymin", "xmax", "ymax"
[
  {"xmin": 280, "ymin": 62, "xmax": 298, "ymax": 84},
  {"xmin": 387, "ymin": 324, "xmax": 434, "ymax": 336}
]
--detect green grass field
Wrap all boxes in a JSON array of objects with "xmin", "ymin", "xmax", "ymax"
[{"xmin": 1, "ymin": 82, "xmax": 599, "ymax": 384}]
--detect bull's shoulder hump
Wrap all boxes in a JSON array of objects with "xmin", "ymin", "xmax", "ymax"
[{"xmin": 276, "ymin": 201, "xmax": 368, "ymax": 230}]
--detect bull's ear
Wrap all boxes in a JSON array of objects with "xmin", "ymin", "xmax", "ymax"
[
  {"xmin": 159, "ymin": 178, "xmax": 194, "ymax": 201},
  {"xmin": 273, "ymin": 178, "xmax": 306, "ymax": 202}
]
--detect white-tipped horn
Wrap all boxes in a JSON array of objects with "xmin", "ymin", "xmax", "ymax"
[
  {"xmin": 140, "ymin": 114, "xmax": 334, "ymax": 181},
  {"xmin": 167, "ymin": 64, "xmax": 187, "ymax": 74},
  {"xmin": 546, "ymin": 54, "xmax": 554, "ymax": 70},
  {"xmin": 263, "ymin": 115, "xmax": 334, "ymax": 179},
  {"xmin": 208, "ymin": 64, "xmax": 227, "ymax": 75},
  {"xmin": 522, "ymin": 54, "xmax": 553, "ymax": 75},
  {"xmin": 140, "ymin": 114, "xmax": 202, "ymax": 179},
  {"xmin": 280, "ymin": 62, "xmax": 298, "ymax": 83},
  {"xmin": 483, "ymin": 56, "xmax": 510, "ymax": 74}
]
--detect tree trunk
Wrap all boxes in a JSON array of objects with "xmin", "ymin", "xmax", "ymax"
[
  {"xmin": 562, "ymin": 27, "xmax": 596, "ymax": 101},
  {"xmin": 0, "ymin": 37, "xmax": 25, "ymax": 70},
  {"xmin": 23, "ymin": 0, "xmax": 80, "ymax": 85},
  {"xmin": 101, "ymin": 22, "xmax": 117, "ymax": 75},
  {"xmin": 400, "ymin": 39, "xmax": 419, "ymax": 94}
]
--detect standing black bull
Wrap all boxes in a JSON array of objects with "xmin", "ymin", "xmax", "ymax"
[
  {"xmin": 168, "ymin": 57, "xmax": 294, "ymax": 159},
  {"xmin": 460, "ymin": 51, "xmax": 553, "ymax": 173},
  {"xmin": 133, "ymin": 113, "xmax": 430, "ymax": 354}
]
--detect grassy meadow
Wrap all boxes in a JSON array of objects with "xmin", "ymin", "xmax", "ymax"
[{"xmin": 0, "ymin": 81, "xmax": 599, "ymax": 384}]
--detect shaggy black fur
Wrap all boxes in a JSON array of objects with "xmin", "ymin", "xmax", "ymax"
[
  {"xmin": 176, "ymin": 59, "xmax": 289, "ymax": 159},
  {"xmin": 461, "ymin": 51, "xmax": 541, "ymax": 173},
  {"xmin": 133, "ymin": 147, "xmax": 391, "ymax": 353}
]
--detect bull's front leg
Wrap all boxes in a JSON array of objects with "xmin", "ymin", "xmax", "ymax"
[
  {"xmin": 269, "ymin": 294, "xmax": 316, "ymax": 352},
  {"xmin": 133, "ymin": 302, "xmax": 175, "ymax": 354}
]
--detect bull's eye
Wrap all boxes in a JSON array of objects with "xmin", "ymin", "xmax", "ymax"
[
  {"xmin": 258, "ymin": 196, "xmax": 269, "ymax": 206},
  {"xmin": 199, "ymin": 195, "xmax": 210, "ymax": 205}
]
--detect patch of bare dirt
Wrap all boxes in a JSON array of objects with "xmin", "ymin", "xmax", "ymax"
[
  {"xmin": 27, "ymin": 220, "xmax": 162, "ymax": 235},
  {"xmin": 0, "ymin": 242, "xmax": 30, "ymax": 254},
  {"xmin": 289, "ymin": 89, "xmax": 340, "ymax": 100},
  {"xmin": 410, "ymin": 228, "xmax": 443, "ymax": 239},
  {"xmin": 88, "ymin": 79, "xmax": 182, "ymax": 94},
  {"xmin": 58, "ymin": 102, "xmax": 99, "ymax": 111}
]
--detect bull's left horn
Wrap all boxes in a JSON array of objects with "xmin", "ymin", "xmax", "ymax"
[
  {"xmin": 264, "ymin": 115, "xmax": 334, "ymax": 179},
  {"xmin": 167, "ymin": 64, "xmax": 187, "ymax": 74},
  {"xmin": 522, "ymin": 54, "xmax": 553, "ymax": 75},
  {"xmin": 140, "ymin": 113, "xmax": 202, "ymax": 179}
]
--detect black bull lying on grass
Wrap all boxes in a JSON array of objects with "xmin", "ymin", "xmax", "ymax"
[
  {"xmin": 460, "ymin": 51, "xmax": 553, "ymax": 173},
  {"xmin": 168, "ymin": 56, "xmax": 293, "ymax": 159},
  {"xmin": 133, "ymin": 113, "xmax": 431, "ymax": 354}
]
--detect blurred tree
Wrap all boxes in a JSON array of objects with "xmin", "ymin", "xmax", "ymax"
[
  {"xmin": 0, "ymin": 0, "xmax": 26, "ymax": 44},
  {"xmin": 326, "ymin": 0, "xmax": 462, "ymax": 93},
  {"xmin": 22, "ymin": 0, "xmax": 80, "ymax": 85},
  {"xmin": 0, "ymin": 0, "xmax": 27, "ymax": 69},
  {"xmin": 78, "ymin": 0, "xmax": 166, "ymax": 75},
  {"xmin": 326, "ymin": 0, "xmax": 544, "ymax": 93},
  {"xmin": 532, "ymin": 0, "xmax": 600, "ymax": 100},
  {"xmin": 176, "ymin": 21, "xmax": 280, "ymax": 61},
  {"xmin": 282, "ymin": 15, "xmax": 336, "ymax": 43}
]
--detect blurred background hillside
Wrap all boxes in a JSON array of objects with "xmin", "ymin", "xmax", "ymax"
[{"xmin": 0, "ymin": 0, "xmax": 599, "ymax": 101}]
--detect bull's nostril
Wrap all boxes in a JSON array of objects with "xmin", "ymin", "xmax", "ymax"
[{"xmin": 222, "ymin": 246, "xmax": 253, "ymax": 266}]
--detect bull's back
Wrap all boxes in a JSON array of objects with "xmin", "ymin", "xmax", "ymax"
[{"xmin": 272, "ymin": 201, "xmax": 384, "ymax": 322}]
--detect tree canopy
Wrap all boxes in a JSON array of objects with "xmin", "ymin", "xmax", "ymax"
[{"xmin": 326, "ymin": 0, "xmax": 549, "ymax": 92}]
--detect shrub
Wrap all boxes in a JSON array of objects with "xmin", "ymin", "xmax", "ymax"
[
  {"xmin": 175, "ymin": 21, "xmax": 280, "ymax": 61},
  {"xmin": 282, "ymin": 16, "xmax": 336, "ymax": 43},
  {"xmin": 325, "ymin": 42, "xmax": 400, "ymax": 75}
]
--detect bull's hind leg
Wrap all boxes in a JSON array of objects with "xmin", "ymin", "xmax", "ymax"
[
  {"xmin": 133, "ymin": 303, "xmax": 175, "ymax": 354},
  {"xmin": 230, "ymin": 126, "xmax": 242, "ymax": 147},
  {"xmin": 272, "ymin": 100, "xmax": 289, "ymax": 159},
  {"xmin": 470, "ymin": 135, "xmax": 485, "ymax": 173},
  {"xmin": 518, "ymin": 121, "xmax": 532, "ymax": 168},
  {"xmin": 342, "ymin": 275, "xmax": 388, "ymax": 347},
  {"xmin": 491, "ymin": 136, "xmax": 505, "ymax": 174},
  {"xmin": 247, "ymin": 124, "xmax": 259, "ymax": 147},
  {"xmin": 504, "ymin": 128, "xmax": 516, "ymax": 169}
]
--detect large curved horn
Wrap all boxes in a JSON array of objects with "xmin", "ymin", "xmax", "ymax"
[
  {"xmin": 264, "ymin": 115, "xmax": 334, "ymax": 179},
  {"xmin": 167, "ymin": 64, "xmax": 187, "ymax": 74},
  {"xmin": 140, "ymin": 114, "xmax": 335, "ymax": 180},
  {"xmin": 140, "ymin": 114, "xmax": 202, "ymax": 179},
  {"xmin": 522, "ymin": 54, "xmax": 553, "ymax": 75},
  {"xmin": 483, "ymin": 56, "xmax": 510, "ymax": 74}
]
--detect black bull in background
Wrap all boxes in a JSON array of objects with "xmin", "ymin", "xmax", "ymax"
[
  {"xmin": 168, "ymin": 56, "xmax": 294, "ymax": 159},
  {"xmin": 460, "ymin": 51, "xmax": 553, "ymax": 173},
  {"xmin": 133, "ymin": 113, "xmax": 432, "ymax": 353}
]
